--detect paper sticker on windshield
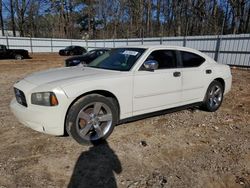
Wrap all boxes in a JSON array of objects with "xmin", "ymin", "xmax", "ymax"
[{"xmin": 122, "ymin": 51, "xmax": 138, "ymax": 56}]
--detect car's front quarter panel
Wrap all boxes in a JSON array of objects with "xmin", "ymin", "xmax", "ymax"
[
  {"xmin": 61, "ymin": 73, "xmax": 134, "ymax": 120},
  {"xmin": 10, "ymin": 80, "xmax": 70, "ymax": 135}
]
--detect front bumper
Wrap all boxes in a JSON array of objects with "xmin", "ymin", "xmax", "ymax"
[
  {"xmin": 10, "ymin": 99, "xmax": 65, "ymax": 135},
  {"xmin": 10, "ymin": 79, "xmax": 73, "ymax": 136}
]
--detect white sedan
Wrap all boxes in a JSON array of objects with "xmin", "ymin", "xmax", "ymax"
[{"xmin": 10, "ymin": 46, "xmax": 232, "ymax": 144}]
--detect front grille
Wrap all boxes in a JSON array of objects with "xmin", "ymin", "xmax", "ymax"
[{"xmin": 14, "ymin": 88, "xmax": 27, "ymax": 107}]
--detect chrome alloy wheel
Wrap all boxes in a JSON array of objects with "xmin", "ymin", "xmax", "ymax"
[
  {"xmin": 76, "ymin": 102, "xmax": 113, "ymax": 141},
  {"xmin": 208, "ymin": 85, "xmax": 223, "ymax": 109}
]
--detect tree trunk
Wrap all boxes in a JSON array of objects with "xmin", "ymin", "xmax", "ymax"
[
  {"xmin": 15, "ymin": 0, "xmax": 26, "ymax": 37},
  {"xmin": 156, "ymin": 0, "xmax": 161, "ymax": 36},
  {"xmin": 87, "ymin": 3, "xmax": 92, "ymax": 38},
  {"xmin": 10, "ymin": 0, "xmax": 16, "ymax": 36},
  {"xmin": 245, "ymin": 6, "xmax": 250, "ymax": 33},
  {"xmin": 238, "ymin": 0, "xmax": 245, "ymax": 33},
  {"xmin": 175, "ymin": 1, "xmax": 182, "ymax": 36},
  {"xmin": 212, "ymin": 0, "xmax": 217, "ymax": 33},
  {"xmin": 146, "ymin": 0, "xmax": 152, "ymax": 37},
  {"xmin": 223, "ymin": 1, "xmax": 230, "ymax": 34},
  {"xmin": 0, "ymin": 0, "xmax": 4, "ymax": 36}
]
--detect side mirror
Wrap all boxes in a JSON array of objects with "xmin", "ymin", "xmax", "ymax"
[{"xmin": 143, "ymin": 60, "xmax": 159, "ymax": 71}]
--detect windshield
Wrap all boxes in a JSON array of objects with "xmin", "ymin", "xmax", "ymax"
[{"xmin": 88, "ymin": 48, "xmax": 145, "ymax": 71}]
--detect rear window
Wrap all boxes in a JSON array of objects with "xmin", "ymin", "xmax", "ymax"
[{"xmin": 181, "ymin": 51, "xmax": 205, "ymax": 67}]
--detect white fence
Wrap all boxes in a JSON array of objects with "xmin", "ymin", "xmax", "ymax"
[{"xmin": 0, "ymin": 34, "xmax": 249, "ymax": 67}]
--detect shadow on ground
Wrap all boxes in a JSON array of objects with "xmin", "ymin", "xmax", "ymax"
[{"xmin": 68, "ymin": 141, "xmax": 122, "ymax": 188}]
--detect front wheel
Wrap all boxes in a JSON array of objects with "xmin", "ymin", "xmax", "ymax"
[
  {"xmin": 66, "ymin": 94, "xmax": 118, "ymax": 145},
  {"xmin": 202, "ymin": 80, "xmax": 224, "ymax": 112}
]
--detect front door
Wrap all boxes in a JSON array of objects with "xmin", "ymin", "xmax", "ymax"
[{"xmin": 133, "ymin": 50, "xmax": 182, "ymax": 116}]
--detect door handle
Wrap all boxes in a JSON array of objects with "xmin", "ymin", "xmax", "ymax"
[
  {"xmin": 173, "ymin": 71, "xmax": 181, "ymax": 77},
  {"xmin": 206, "ymin": 69, "xmax": 212, "ymax": 74}
]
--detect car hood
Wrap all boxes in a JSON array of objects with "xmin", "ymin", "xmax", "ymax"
[
  {"xmin": 24, "ymin": 66, "xmax": 120, "ymax": 87},
  {"xmin": 9, "ymin": 49, "xmax": 28, "ymax": 52}
]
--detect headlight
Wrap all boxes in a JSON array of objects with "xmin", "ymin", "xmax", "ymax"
[{"xmin": 31, "ymin": 92, "xmax": 58, "ymax": 106}]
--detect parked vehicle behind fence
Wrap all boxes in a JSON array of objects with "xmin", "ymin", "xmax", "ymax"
[
  {"xmin": 0, "ymin": 44, "xmax": 30, "ymax": 60},
  {"xmin": 65, "ymin": 48, "xmax": 111, "ymax": 67},
  {"xmin": 59, "ymin": 46, "xmax": 87, "ymax": 56}
]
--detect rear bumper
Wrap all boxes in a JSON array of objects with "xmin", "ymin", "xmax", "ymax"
[
  {"xmin": 24, "ymin": 55, "xmax": 31, "ymax": 59},
  {"xmin": 10, "ymin": 99, "xmax": 65, "ymax": 136},
  {"xmin": 224, "ymin": 75, "xmax": 232, "ymax": 94}
]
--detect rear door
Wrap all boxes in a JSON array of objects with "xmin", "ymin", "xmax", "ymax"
[
  {"xmin": 133, "ymin": 50, "xmax": 182, "ymax": 116},
  {"xmin": 178, "ymin": 50, "xmax": 207, "ymax": 104}
]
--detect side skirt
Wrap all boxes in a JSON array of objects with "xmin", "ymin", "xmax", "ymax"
[{"xmin": 118, "ymin": 102, "xmax": 203, "ymax": 125}]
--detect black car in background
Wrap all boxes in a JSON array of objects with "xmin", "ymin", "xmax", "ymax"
[
  {"xmin": 65, "ymin": 48, "xmax": 111, "ymax": 67},
  {"xmin": 59, "ymin": 46, "xmax": 87, "ymax": 56},
  {"xmin": 0, "ymin": 44, "xmax": 30, "ymax": 60}
]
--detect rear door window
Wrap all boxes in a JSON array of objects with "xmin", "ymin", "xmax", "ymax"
[{"xmin": 180, "ymin": 51, "xmax": 205, "ymax": 68}]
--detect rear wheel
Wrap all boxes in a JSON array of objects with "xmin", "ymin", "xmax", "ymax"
[
  {"xmin": 66, "ymin": 94, "xmax": 118, "ymax": 145},
  {"xmin": 202, "ymin": 80, "xmax": 224, "ymax": 112}
]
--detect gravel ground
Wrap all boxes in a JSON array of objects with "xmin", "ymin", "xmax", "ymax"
[{"xmin": 0, "ymin": 53, "xmax": 249, "ymax": 188}]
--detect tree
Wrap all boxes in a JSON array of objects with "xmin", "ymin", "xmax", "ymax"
[{"xmin": 1, "ymin": 0, "xmax": 249, "ymax": 39}]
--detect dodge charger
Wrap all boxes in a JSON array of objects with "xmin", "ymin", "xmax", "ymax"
[{"xmin": 10, "ymin": 46, "xmax": 232, "ymax": 144}]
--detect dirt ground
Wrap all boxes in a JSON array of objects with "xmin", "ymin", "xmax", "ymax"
[{"xmin": 0, "ymin": 53, "xmax": 249, "ymax": 188}]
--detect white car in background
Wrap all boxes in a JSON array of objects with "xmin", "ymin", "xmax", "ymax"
[{"xmin": 10, "ymin": 46, "xmax": 232, "ymax": 144}]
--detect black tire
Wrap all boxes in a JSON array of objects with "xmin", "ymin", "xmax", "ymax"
[
  {"xmin": 66, "ymin": 94, "xmax": 118, "ymax": 145},
  {"xmin": 69, "ymin": 51, "xmax": 74, "ymax": 56},
  {"xmin": 202, "ymin": 80, "xmax": 224, "ymax": 112},
  {"xmin": 15, "ymin": 54, "xmax": 23, "ymax": 60}
]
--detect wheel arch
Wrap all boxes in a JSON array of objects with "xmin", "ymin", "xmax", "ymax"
[
  {"xmin": 213, "ymin": 78, "xmax": 225, "ymax": 92},
  {"xmin": 203, "ymin": 77, "xmax": 225, "ymax": 103},
  {"xmin": 64, "ymin": 90, "xmax": 121, "ymax": 134}
]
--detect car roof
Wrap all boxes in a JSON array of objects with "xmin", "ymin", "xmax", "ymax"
[
  {"xmin": 116, "ymin": 45, "xmax": 205, "ymax": 55},
  {"xmin": 67, "ymin": 45, "xmax": 82, "ymax": 47},
  {"xmin": 117, "ymin": 45, "xmax": 195, "ymax": 51},
  {"xmin": 90, "ymin": 48, "xmax": 111, "ymax": 51},
  {"xmin": 115, "ymin": 45, "xmax": 214, "ymax": 61}
]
